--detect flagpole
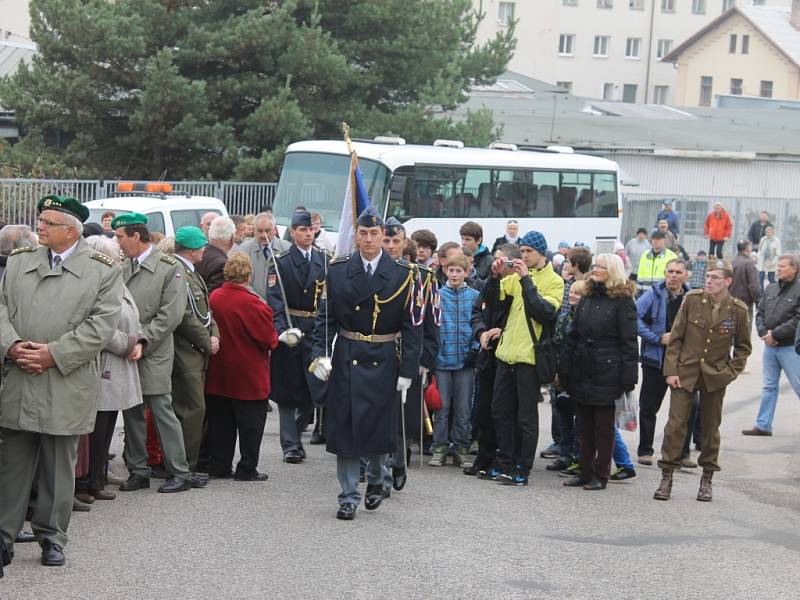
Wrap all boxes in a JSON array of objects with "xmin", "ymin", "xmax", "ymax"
[{"xmin": 341, "ymin": 122, "xmax": 354, "ymax": 156}]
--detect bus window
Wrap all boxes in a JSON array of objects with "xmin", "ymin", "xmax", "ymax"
[{"xmin": 593, "ymin": 173, "xmax": 618, "ymax": 217}]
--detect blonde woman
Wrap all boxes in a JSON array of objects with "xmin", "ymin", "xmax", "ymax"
[
  {"xmin": 559, "ymin": 253, "xmax": 638, "ymax": 490},
  {"xmin": 757, "ymin": 226, "xmax": 781, "ymax": 288}
]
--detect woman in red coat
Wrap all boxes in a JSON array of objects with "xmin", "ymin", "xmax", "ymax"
[{"xmin": 205, "ymin": 252, "xmax": 279, "ymax": 481}]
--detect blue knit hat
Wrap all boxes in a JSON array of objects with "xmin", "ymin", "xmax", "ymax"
[{"xmin": 519, "ymin": 230, "xmax": 548, "ymax": 255}]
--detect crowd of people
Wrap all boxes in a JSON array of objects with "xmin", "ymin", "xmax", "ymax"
[{"xmin": 0, "ymin": 194, "xmax": 797, "ymax": 573}]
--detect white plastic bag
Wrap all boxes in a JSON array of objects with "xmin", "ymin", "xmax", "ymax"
[{"xmin": 615, "ymin": 391, "xmax": 638, "ymax": 432}]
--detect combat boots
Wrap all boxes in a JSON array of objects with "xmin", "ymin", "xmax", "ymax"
[
  {"xmin": 653, "ymin": 468, "xmax": 673, "ymax": 501},
  {"xmin": 697, "ymin": 470, "xmax": 714, "ymax": 502}
]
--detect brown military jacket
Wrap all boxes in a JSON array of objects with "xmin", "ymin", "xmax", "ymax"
[{"xmin": 663, "ymin": 289, "xmax": 752, "ymax": 392}]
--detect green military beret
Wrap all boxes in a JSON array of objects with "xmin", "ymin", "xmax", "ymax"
[
  {"xmin": 110, "ymin": 212, "xmax": 148, "ymax": 230},
  {"xmin": 175, "ymin": 226, "xmax": 208, "ymax": 250},
  {"xmin": 37, "ymin": 195, "xmax": 90, "ymax": 223}
]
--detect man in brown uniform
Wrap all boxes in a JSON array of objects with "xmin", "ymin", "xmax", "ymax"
[{"xmin": 654, "ymin": 259, "xmax": 751, "ymax": 502}]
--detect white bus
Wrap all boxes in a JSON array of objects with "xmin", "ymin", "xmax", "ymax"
[{"xmin": 273, "ymin": 139, "xmax": 623, "ymax": 253}]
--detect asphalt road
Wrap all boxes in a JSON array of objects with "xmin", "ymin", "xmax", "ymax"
[{"xmin": 2, "ymin": 334, "xmax": 799, "ymax": 600}]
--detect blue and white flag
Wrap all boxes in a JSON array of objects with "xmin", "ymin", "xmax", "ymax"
[{"xmin": 336, "ymin": 151, "xmax": 372, "ymax": 257}]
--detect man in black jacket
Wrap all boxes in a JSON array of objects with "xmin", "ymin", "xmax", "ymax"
[
  {"xmin": 743, "ymin": 254, "xmax": 800, "ymax": 436},
  {"xmin": 747, "ymin": 211, "xmax": 773, "ymax": 249}
]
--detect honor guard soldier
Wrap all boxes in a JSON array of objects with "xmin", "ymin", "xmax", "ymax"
[
  {"xmin": 112, "ymin": 213, "xmax": 194, "ymax": 494},
  {"xmin": 655, "ymin": 259, "xmax": 751, "ymax": 502},
  {"xmin": 0, "ymin": 195, "xmax": 122, "ymax": 570},
  {"xmin": 266, "ymin": 210, "xmax": 329, "ymax": 463},
  {"xmin": 311, "ymin": 207, "xmax": 422, "ymax": 521},
  {"xmin": 378, "ymin": 217, "xmax": 440, "ymax": 493},
  {"xmin": 171, "ymin": 226, "xmax": 220, "ymax": 487}
]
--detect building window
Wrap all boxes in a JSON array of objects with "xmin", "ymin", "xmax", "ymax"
[
  {"xmin": 597, "ymin": 0, "xmax": 613, "ymax": 7},
  {"xmin": 563, "ymin": 0, "xmax": 578, "ymax": 4},
  {"xmin": 730, "ymin": 78, "xmax": 743, "ymax": 95},
  {"xmin": 556, "ymin": 81, "xmax": 573, "ymax": 94},
  {"xmin": 654, "ymin": 86, "xmax": 669, "ymax": 104},
  {"xmin": 559, "ymin": 34, "xmax": 576, "ymax": 56},
  {"xmin": 752, "ymin": 0, "xmax": 765, "ymax": 4},
  {"xmin": 594, "ymin": 35, "xmax": 610, "ymax": 57},
  {"xmin": 625, "ymin": 37, "xmax": 641, "ymax": 59},
  {"xmin": 700, "ymin": 75, "xmax": 713, "ymax": 106},
  {"xmin": 622, "ymin": 84, "xmax": 638, "ymax": 103},
  {"xmin": 656, "ymin": 39, "xmax": 673, "ymax": 59},
  {"xmin": 742, "ymin": 35, "xmax": 749, "ymax": 54},
  {"xmin": 729, "ymin": 34, "xmax": 737, "ymax": 53},
  {"xmin": 661, "ymin": 0, "xmax": 675, "ymax": 12},
  {"xmin": 760, "ymin": 80, "xmax": 773, "ymax": 98},
  {"xmin": 498, "ymin": 2, "xmax": 515, "ymax": 26},
  {"xmin": 603, "ymin": 83, "xmax": 615, "ymax": 100},
  {"xmin": 692, "ymin": 0, "xmax": 705, "ymax": 13},
  {"xmin": 629, "ymin": 0, "xmax": 644, "ymax": 8},
  {"xmin": 722, "ymin": 0, "xmax": 735, "ymax": 11}
]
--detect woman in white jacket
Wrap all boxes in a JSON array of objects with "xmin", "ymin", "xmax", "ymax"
[{"xmin": 757, "ymin": 226, "xmax": 781, "ymax": 289}]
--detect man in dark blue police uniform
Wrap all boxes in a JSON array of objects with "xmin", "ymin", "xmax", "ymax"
[
  {"xmin": 379, "ymin": 217, "xmax": 439, "ymax": 493},
  {"xmin": 311, "ymin": 208, "xmax": 422, "ymax": 521},
  {"xmin": 267, "ymin": 210, "xmax": 329, "ymax": 463}
]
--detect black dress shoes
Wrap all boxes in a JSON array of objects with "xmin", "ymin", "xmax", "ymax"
[
  {"xmin": 15, "ymin": 531, "xmax": 35, "ymax": 544},
  {"xmin": 562, "ymin": 476, "xmax": 590, "ymax": 487},
  {"xmin": 310, "ymin": 431, "xmax": 325, "ymax": 445},
  {"xmin": 283, "ymin": 451, "xmax": 302, "ymax": 464},
  {"xmin": 462, "ymin": 465, "xmax": 479, "ymax": 476},
  {"xmin": 364, "ymin": 484, "xmax": 384, "ymax": 510},
  {"xmin": 157, "ymin": 477, "xmax": 192, "ymax": 493},
  {"xmin": 234, "ymin": 471, "xmax": 269, "ymax": 482},
  {"xmin": 336, "ymin": 502, "xmax": 356, "ymax": 520},
  {"xmin": 392, "ymin": 466, "xmax": 407, "ymax": 490},
  {"xmin": 208, "ymin": 470, "xmax": 234, "ymax": 479},
  {"xmin": 190, "ymin": 473, "xmax": 209, "ymax": 488},
  {"xmin": 582, "ymin": 479, "xmax": 607, "ymax": 491},
  {"xmin": 298, "ymin": 447, "xmax": 307, "ymax": 460},
  {"xmin": 119, "ymin": 474, "xmax": 150, "ymax": 492},
  {"xmin": 40, "ymin": 541, "xmax": 65, "ymax": 566}
]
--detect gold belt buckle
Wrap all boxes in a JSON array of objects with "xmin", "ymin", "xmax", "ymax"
[{"xmin": 355, "ymin": 332, "xmax": 372, "ymax": 342}]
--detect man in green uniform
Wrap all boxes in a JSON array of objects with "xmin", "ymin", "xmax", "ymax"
[
  {"xmin": 113, "ymin": 213, "xmax": 193, "ymax": 494},
  {"xmin": 654, "ymin": 259, "xmax": 751, "ymax": 502},
  {"xmin": 0, "ymin": 195, "xmax": 122, "ymax": 570},
  {"xmin": 172, "ymin": 226, "xmax": 220, "ymax": 487}
]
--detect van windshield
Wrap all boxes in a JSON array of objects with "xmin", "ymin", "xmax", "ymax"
[{"xmin": 274, "ymin": 152, "xmax": 391, "ymax": 230}]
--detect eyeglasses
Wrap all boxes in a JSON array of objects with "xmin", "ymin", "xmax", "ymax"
[
  {"xmin": 37, "ymin": 217, "xmax": 71, "ymax": 229},
  {"xmin": 590, "ymin": 264, "xmax": 608, "ymax": 270},
  {"xmin": 705, "ymin": 274, "xmax": 727, "ymax": 281}
]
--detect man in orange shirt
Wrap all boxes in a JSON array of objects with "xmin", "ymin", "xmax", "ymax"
[{"xmin": 704, "ymin": 202, "xmax": 733, "ymax": 260}]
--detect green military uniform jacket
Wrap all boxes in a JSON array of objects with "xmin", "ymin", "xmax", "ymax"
[
  {"xmin": 124, "ymin": 247, "xmax": 187, "ymax": 395},
  {"xmin": 0, "ymin": 240, "xmax": 123, "ymax": 435},
  {"xmin": 173, "ymin": 260, "xmax": 219, "ymax": 373},
  {"xmin": 663, "ymin": 289, "xmax": 752, "ymax": 393}
]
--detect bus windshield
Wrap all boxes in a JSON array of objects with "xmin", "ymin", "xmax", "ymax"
[
  {"xmin": 273, "ymin": 152, "xmax": 391, "ymax": 230},
  {"xmin": 387, "ymin": 165, "xmax": 618, "ymax": 221}
]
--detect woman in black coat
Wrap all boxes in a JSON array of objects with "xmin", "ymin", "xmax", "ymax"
[{"xmin": 560, "ymin": 253, "xmax": 638, "ymax": 490}]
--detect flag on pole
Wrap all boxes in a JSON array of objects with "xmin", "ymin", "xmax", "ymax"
[{"xmin": 336, "ymin": 151, "xmax": 372, "ymax": 257}]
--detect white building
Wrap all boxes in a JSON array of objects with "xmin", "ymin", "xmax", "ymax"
[
  {"xmin": 474, "ymin": 0, "xmax": 789, "ymax": 103},
  {"xmin": 0, "ymin": 0, "xmax": 30, "ymax": 38}
]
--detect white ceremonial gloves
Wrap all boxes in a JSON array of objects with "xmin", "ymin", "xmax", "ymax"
[
  {"xmin": 279, "ymin": 328, "xmax": 303, "ymax": 347},
  {"xmin": 396, "ymin": 376, "xmax": 412, "ymax": 396},
  {"xmin": 311, "ymin": 357, "xmax": 332, "ymax": 381},
  {"xmin": 419, "ymin": 366, "xmax": 429, "ymax": 379}
]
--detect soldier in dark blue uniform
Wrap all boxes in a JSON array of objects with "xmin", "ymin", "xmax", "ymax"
[
  {"xmin": 266, "ymin": 211, "xmax": 329, "ymax": 463},
  {"xmin": 311, "ymin": 208, "xmax": 422, "ymax": 521},
  {"xmin": 379, "ymin": 218, "xmax": 440, "ymax": 493}
]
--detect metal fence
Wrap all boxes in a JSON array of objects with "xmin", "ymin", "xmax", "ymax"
[
  {"xmin": 622, "ymin": 193, "xmax": 800, "ymax": 255},
  {"xmin": 0, "ymin": 179, "xmax": 278, "ymax": 226}
]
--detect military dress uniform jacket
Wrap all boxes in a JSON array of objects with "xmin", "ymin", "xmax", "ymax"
[
  {"xmin": 123, "ymin": 248, "xmax": 187, "ymax": 395},
  {"xmin": 267, "ymin": 244, "xmax": 329, "ymax": 408},
  {"xmin": 312, "ymin": 252, "xmax": 423, "ymax": 458},
  {"xmin": 663, "ymin": 289, "xmax": 752, "ymax": 393},
  {"xmin": 237, "ymin": 236, "xmax": 292, "ymax": 301},
  {"xmin": 173, "ymin": 266, "xmax": 219, "ymax": 373},
  {"xmin": 0, "ymin": 241, "xmax": 123, "ymax": 435}
]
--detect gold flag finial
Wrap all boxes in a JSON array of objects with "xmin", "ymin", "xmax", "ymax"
[{"xmin": 341, "ymin": 121, "xmax": 354, "ymax": 155}]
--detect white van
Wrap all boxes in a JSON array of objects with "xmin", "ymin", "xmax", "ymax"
[{"xmin": 84, "ymin": 183, "xmax": 228, "ymax": 236}]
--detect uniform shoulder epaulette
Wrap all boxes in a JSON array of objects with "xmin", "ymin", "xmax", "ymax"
[
  {"xmin": 686, "ymin": 289, "xmax": 705, "ymax": 297},
  {"xmin": 273, "ymin": 250, "xmax": 288, "ymax": 260},
  {"xmin": 395, "ymin": 258, "xmax": 413, "ymax": 269},
  {"xmin": 90, "ymin": 252, "xmax": 115, "ymax": 267},
  {"xmin": 730, "ymin": 296, "xmax": 749, "ymax": 311},
  {"xmin": 416, "ymin": 262, "xmax": 434, "ymax": 274},
  {"xmin": 9, "ymin": 246, "xmax": 34, "ymax": 256},
  {"xmin": 330, "ymin": 254, "xmax": 350, "ymax": 265},
  {"xmin": 160, "ymin": 254, "xmax": 178, "ymax": 265}
]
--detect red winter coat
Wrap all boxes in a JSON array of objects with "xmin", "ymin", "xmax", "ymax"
[
  {"xmin": 206, "ymin": 282, "xmax": 278, "ymax": 401},
  {"xmin": 704, "ymin": 209, "xmax": 733, "ymax": 241}
]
